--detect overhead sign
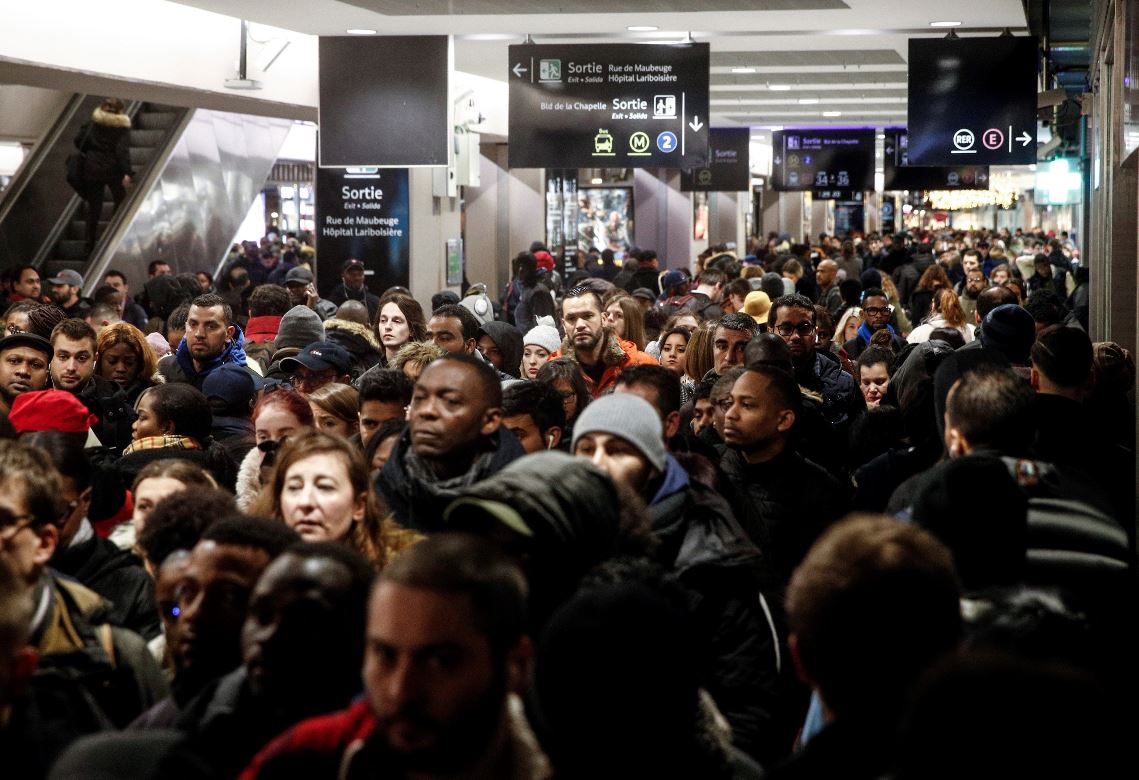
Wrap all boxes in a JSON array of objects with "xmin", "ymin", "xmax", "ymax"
[
  {"xmin": 508, "ymin": 43, "xmax": 710, "ymax": 169},
  {"xmin": 319, "ymin": 36, "xmax": 451, "ymax": 167},
  {"xmin": 813, "ymin": 190, "xmax": 864, "ymax": 201},
  {"xmin": 883, "ymin": 128, "xmax": 990, "ymax": 190},
  {"xmin": 314, "ymin": 167, "xmax": 410, "ymax": 297},
  {"xmin": 680, "ymin": 127, "xmax": 751, "ymax": 191},
  {"xmin": 772, "ymin": 129, "xmax": 875, "ymax": 192},
  {"xmin": 906, "ymin": 36, "xmax": 1038, "ymax": 165}
]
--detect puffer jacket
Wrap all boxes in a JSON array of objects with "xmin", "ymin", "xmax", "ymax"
[
  {"xmin": 797, "ymin": 350, "xmax": 863, "ymax": 429},
  {"xmin": 157, "ymin": 324, "xmax": 254, "ymax": 390},
  {"xmin": 720, "ymin": 447, "xmax": 849, "ymax": 588},
  {"xmin": 377, "ymin": 426, "xmax": 525, "ymax": 533},
  {"xmin": 553, "ymin": 331, "xmax": 657, "ymax": 398},
  {"xmin": 648, "ymin": 455, "xmax": 784, "ymax": 764},
  {"xmin": 322, "ymin": 318, "xmax": 384, "ymax": 380}
]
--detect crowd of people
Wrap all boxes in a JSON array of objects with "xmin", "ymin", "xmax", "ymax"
[{"xmin": 0, "ymin": 224, "xmax": 1133, "ymax": 779}]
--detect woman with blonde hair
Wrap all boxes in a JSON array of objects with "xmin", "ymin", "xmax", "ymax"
[
  {"xmin": 96, "ymin": 322, "xmax": 159, "ymax": 405},
  {"xmin": 878, "ymin": 274, "xmax": 912, "ymax": 336},
  {"xmin": 307, "ymin": 383, "xmax": 360, "ymax": 439},
  {"xmin": 834, "ymin": 307, "xmax": 863, "ymax": 349},
  {"xmin": 907, "ymin": 287, "xmax": 976, "ymax": 344},
  {"xmin": 250, "ymin": 430, "xmax": 392, "ymax": 568}
]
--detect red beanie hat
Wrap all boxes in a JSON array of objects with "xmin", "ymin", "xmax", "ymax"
[
  {"xmin": 8, "ymin": 390, "xmax": 98, "ymax": 434},
  {"xmin": 534, "ymin": 250, "xmax": 556, "ymax": 272}
]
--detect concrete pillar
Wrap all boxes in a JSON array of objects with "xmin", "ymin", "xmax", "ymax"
[
  {"xmin": 634, "ymin": 168, "xmax": 694, "ymax": 271},
  {"xmin": 810, "ymin": 198, "xmax": 832, "ymax": 241},
  {"xmin": 708, "ymin": 190, "xmax": 746, "ymax": 252},
  {"xmin": 407, "ymin": 168, "xmax": 461, "ymax": 305},
  {"xmin": 462, "ymin": 144, "xmax": 544, "ymax": 299}
]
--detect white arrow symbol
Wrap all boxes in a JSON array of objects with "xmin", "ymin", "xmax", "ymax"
[
  {"xmin": 512, "ymin": 63, "xmax": 527, "ymax": 78},
  {"xmin": 689, "ymin": 116, "xmax": 704, "ymax": 132},
  {"xmin": 1017, "ymin": 131, "xmax": 1032, "ymax": 147}
]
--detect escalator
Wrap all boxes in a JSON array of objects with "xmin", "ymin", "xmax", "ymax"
[
  {"xmin": 0, "ymin": 93, "xmax": 293, "ymax": 292},
  {"xmin": 42, "ymin": 102, "xmax": 185, "ymax": 279}
]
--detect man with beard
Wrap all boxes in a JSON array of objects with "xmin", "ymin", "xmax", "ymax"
[
  {"xmin": 553, "ymin": 286, "xmax": 655, "ymax": 398},
  {"xmin": 45, "ymin": 270, "xmax": 93, "ymax": 320},
  {"xmin": 0, "ymin": 331, "xmax": 52, "ymax": 415},
  {"xmin": 157, "ymin": 294, "xmax": 256, "ymax": 389},
  {"xmin": 242, "ymin": 534, "xmax": 546, "ymax": 780},
  {"xmin": 377, "ymin": 353, "xmax": 523, "ymax": 531},
  {"xmin": 49, "ymin": 318, "xmax": 135, "ymax": 453}
]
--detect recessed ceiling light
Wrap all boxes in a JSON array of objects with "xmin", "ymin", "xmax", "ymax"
[
  {"xmin": 346, "ymin": 28, "xmax": 377, "ymax": 35},
  {"xmin": 929, "ymin": 21, "xmax": 962, "ymax": 28},
  {"xmin": 823, "ymin": 111, "xmax": 842, "ymax": 117},
  {"xmin": 769, "ymin": 84, "xmax": 792, "ymax": 91},
  {"xmin": 731, "ymin": 67, "xmax": 757, "ymax": 74},
  {"xmin": 627, "ymin": 25, "xmax": 659, "ymax": 31},
  {"xmin": 798, "ymin": 98, "xmax": 820, "ymax": 105},
  {"xmin": 590, "ymin": 178, "xmax": 604, "ymax": 184}
]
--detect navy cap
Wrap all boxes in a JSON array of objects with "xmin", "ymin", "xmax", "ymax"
[
  {"xmin": 661, "ymin": 270, "xmax": 686, "ymax": 288},
  {"xmin": 202, "ymin": 363, "xmax": 262, "ymax": 410},
  {"xmin": 280, "ymin": 341, "xmax": 352, "ymax": 374}
]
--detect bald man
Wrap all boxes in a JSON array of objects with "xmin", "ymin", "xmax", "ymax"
[{"xmin": 815, "ymin": 259, "xmax": 844, "ymax": 318}]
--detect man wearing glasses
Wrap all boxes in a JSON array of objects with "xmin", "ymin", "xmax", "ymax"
[
  {"xmin": 0, "ymin": 441, "xmax": 166, "ymax": 729},
  {"xmin": 770, "ymin": 294, "xmax": 862, "ymax": 431},
  {"xmin": 841, "ymin": 287, "xmax": 905, "ymax": 360}
]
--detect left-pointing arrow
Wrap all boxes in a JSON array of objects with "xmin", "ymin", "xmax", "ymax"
[
  {"xmin": 1017, "ymin": 131, "xmax": 1032, "ymax": 147},
  {"xmin": 512, "ymin": 63, "xmax": 527, "ymax": 78}
]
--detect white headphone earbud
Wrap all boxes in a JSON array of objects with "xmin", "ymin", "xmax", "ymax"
[{"xmin": 547, "ymin": 433, "xmax": 555, "ymax": 449}]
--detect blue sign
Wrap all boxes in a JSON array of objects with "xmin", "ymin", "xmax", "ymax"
[{"xmin": 656, "ymin": 131, "xmax": 678, "ymax": 153}]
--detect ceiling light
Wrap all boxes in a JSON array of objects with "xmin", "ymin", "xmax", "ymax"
[
  {"xmin": 731, "ymin": 67, "xmax": 757, "ymax": 74},
  {"xmin": 822, "ymin": 111, "xmax": 842, "ymax": 117},
  {"xmin": 769, "ymin": 84, "xmax": 792, "ymax": 91},
  {"xmin": 346, "ymin": 28, "xmax": 377, "ymax": 35},
  {"xmin": 627, "ymin": 25, "xmax": 659, "ymax": 32},
  {"xmin": 929, "ymin": 21, "xmax": 962, "ymax": 28},
  {"xmin": 590, "ymin": 178, "xmax": 604, "ymax": 184},
  {"xmin": 798, "ymin": 98, "xmax": 820, "ymax": 105}
]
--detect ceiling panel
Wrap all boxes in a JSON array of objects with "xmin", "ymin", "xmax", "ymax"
[{"xmin": 342, "ymin": 0, "xmax": 847, "ymax": 12}]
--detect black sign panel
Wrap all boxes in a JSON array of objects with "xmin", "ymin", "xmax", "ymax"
[
  {"xmin": 883, "ymin": 128, "xmax": 990, "ymax": 190},
  {"xmin": 681, "ymin": 128, "xmax": 751, "ymax": 191},
  {"xmin": 907, "ymin": 36, "xmax": 1038, "ymax": 165},
  {"xmin": 508, "ymin": 43, "xmax": 710, "ymax": 169},
  {"xmin": 881, "ymin": 196, "xmax": 897, "ymax": 235},
  {"xmin": 834, "ymin": 201, "xmax": 865, "ymax": 235},
  {"xmin": 772, "ymin": 129, "xmax": 875, "ymax": 192},
  {"xmin": 314, "ymin": 167, "xmax": 410, "ymax": 297},
  {"xmin": 813, "ymin": 190, "xmax": 864, "ymax": 201},
  {"xmin": 319, "ymin": 36, "xmax": 450, "ymax": 167}
]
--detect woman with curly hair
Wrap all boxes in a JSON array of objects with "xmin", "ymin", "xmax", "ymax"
[
  {"xmin": 251, "ymin": 430, "xmax": 401, "ymax": 569},
  {"xmin": 97, "ymin": 322, "xmax": 159, "ymax": 405}
]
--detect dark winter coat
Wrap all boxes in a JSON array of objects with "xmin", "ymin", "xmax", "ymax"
[
  {"xmin": 50, "ymin": 531, "xmax": 158, "ymax": 641},
  {"xmin": 377, "ymin": 427, "xmax": 525, "ymax": 532},
  {"xmin": 77, "ymin": 107, "xmax": 133, "ymax": 184},
  {"xmin": 325, "ymin": 283, "xmax": 380, "ymax": 321},
  {"xmin": 721, "ymin": 447, "xmax": 849, "ymax": 587},
  {"xmin": 480, "ymin": 321, "xmax": 525, "ymax": 379},
  {"xmin": 157, "ymin": 324, "xmax": 255, "ymax": 390},
  {"xmin": 648, "ymin": 456, "xmax": 784, "ymax": 763},
  {"xmin": 76, "ymin": 375, "xmax": 136, "ymax": 456},
  {"xmin": 626, "ymin": 265, "xmax": 663, "ymax": 296},
  {"xmin": 797, "ymin": 350, "xmax": 863, "ymax": 430},
  {"xmin": 322, "ymin": 318, "xmax": 384, "ymax": 380}
]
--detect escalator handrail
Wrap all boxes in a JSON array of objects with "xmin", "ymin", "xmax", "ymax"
[{"xmin": 0, "ymin": 93, "xmax": 86, "ymax": 225}]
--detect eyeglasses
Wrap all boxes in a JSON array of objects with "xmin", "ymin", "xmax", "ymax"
[
  {"xmin": 863, "ymin": 306, "xmax": 893, "ymax": 316},
  {"xmin": 7, "ymin": 324, "xmax": 23, "ymax": 335},
  {"xmin": 715, "ymin": 399, "xmax": 733, "ymax": 413},
  {"xmin": 774, "ymin": 322, "xmax": 816, "ymax": 337},
  {"xmin": 0, "ymin": 510, "xmax": 38, "ymax": 542}
]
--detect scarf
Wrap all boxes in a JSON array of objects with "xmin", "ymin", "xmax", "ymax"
[{"xmin": 123, "ymin": 434, "xmax": 201, "ymax": 456}]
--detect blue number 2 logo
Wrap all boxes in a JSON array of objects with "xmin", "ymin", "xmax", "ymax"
[{"xmin": 656, "ymin": 132, "xmax": 677, "ymax": 153}]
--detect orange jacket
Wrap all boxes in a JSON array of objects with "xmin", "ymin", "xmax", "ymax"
[{"xmin": 553, "ymin": 333, "xmax": 657, "ymax": 398}]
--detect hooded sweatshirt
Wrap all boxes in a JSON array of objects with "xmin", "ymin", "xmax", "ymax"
[
  {"xmin": 158, "ymin": 324, "xmax": 251, "ymax": 389},
  {"xmin": 480, "ymin": 321, "xmax": 525, "ymax": 379}
]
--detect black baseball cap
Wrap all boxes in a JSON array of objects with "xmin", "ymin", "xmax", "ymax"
[
  {"xmin": 0, "ymin": 332, "xmax": 53, "ymax": 360},
  {"xmin": 279, "ymin": 341, "xmax": 352, "ymax": 374}
]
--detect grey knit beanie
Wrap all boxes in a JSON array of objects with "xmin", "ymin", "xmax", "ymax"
[
  {"xmin": 275, "ymin": 305, "xmax": 324, "ymax": 350},
  {"xmin": 571, "ymin": 393, "xmax": 666, "ymax": 471},
  {"xmin": 524, "ymin": 316, "xmax": 562, "ymax": 354}
]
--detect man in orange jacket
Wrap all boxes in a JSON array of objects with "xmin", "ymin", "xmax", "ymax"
[{"xmin": 553, "ymin": 286, "xmax": 657, "ymax": 398}]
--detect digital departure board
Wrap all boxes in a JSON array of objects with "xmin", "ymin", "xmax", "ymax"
[{"xmin": 771, "ymin": 128, "xmax": 875, "ymax": 192}]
